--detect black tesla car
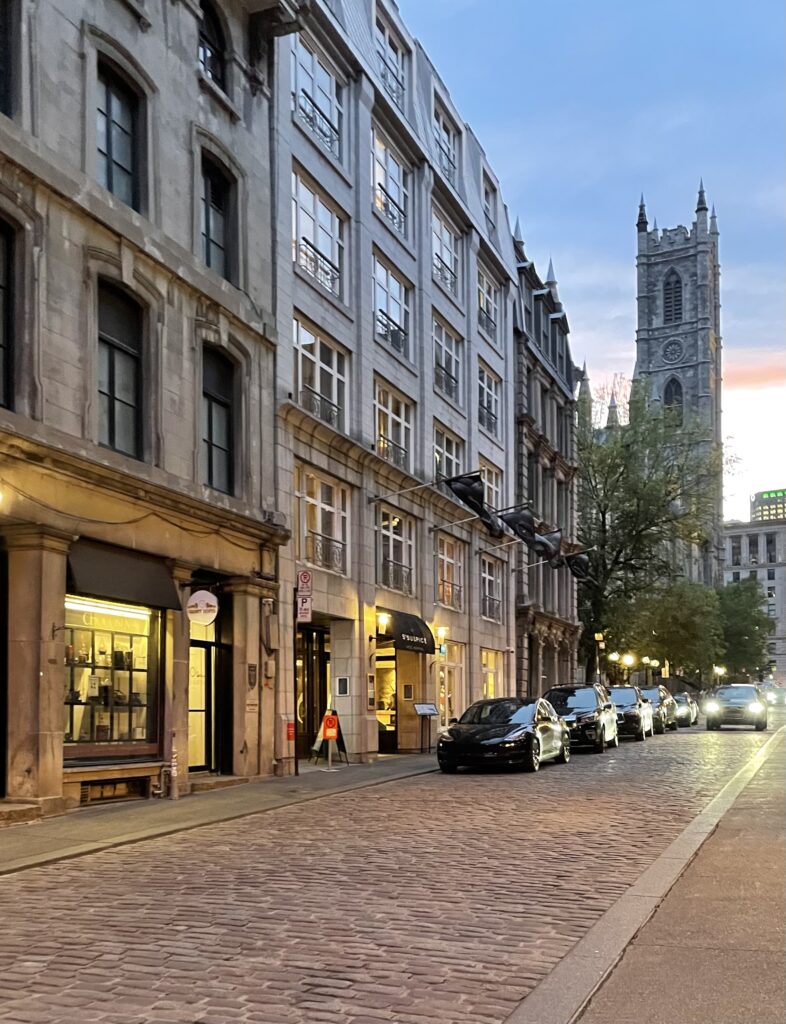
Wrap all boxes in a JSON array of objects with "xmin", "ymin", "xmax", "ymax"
[
  {"xmin": 705, "ymin": 684, "xmax": 768, "ymax": 731},
  {"xmin": 437, "ymin": 697, "xmax": 570, "ymax": 773}
]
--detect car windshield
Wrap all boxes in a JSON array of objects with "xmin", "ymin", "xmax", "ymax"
[
  {"xmin": 715, "ymin": 686, "xmax": 757, "ymax": 700},
  {"xmin": 545, "ymin": 688, "xmax": 598, "ymax": 711},
  {"xmin": 459, "ymin": 701, "xmax": 535, "ymax": 725},
  {"xmin": 610, "ymin": 688, "xmax": 637, "ymax": 706},
  {"xmin": 642, "ymin": 688, "xmax": 661, "ymax": 702}
]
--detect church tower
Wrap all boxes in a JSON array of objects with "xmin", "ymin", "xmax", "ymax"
[{"xmin": 633, "ymin": 185, "xmax": 723, "ymax": 583}]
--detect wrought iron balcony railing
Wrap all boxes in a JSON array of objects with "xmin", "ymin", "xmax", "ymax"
[
  {"xmin": 478, "ymin": 305, "xmax": 497, "ymax": 337},
  {"xmin": 481, "ymin": 594, "xmax": 502, "ymax": 621},
  {"xmin": 478, "ymin": 403, "xmax": 498, "ymax": 435},
  {"xmin": 295, "ymin": 90, "xmax": 340, "ymax": 157},
  {"xmin": 300, "ymin": 386, "xmax": 341, "ymax": 429},
  {"xmin": 298, "ymin": 237, "xmax": 341, "ymax": 296},
  {"xmin": 374, "ymin": 183, "xmax": 406, "ymax": 235},
  {"xmin": 434, "ymin": 362, "xmax": 459, "ymax": 401},
  {"xmin": 376, "ymin": 52, "xmax": 405, "ymax": 107},
  {"xmin": 380, "ymin": 558, "xmax": 412, "ymax": 594},
  {"xmin": 376, "ymin": 434, "xmax": 409, "ymax": 471},
  {"xmin": 433, "ymin": 252, "xmax": 457, "ymax": 294},
  {"xmin": 305, "ymin": 532, "xmax": 346, "ymax": 574},
  {"xmin": 376, "ymin": 309, "xmax": 408, "ymax": 357},
  {"xmin": 438, "ymin": 578, "xmax": 463, "ymax": 611}
]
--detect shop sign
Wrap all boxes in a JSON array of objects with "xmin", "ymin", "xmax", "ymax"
[{"xmin": 186, "ymin": 590, "xmax": 219, "ymax": 626}]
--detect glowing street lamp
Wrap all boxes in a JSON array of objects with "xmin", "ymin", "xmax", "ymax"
[
  {"xmin": 622, "ymin": 653, "xmax": 636, "ymax": 668},
  {"xmin": 608, "ymin": 651, "xmax": 620, "ymax": 663},
  {"xmin": 713, "ymin": 665, "xmax": 727, "ymax": 680}
]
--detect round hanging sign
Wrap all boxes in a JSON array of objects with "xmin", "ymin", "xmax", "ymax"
[{"xmin": 186, "ymin": 589, "xmax": 219, "ymax": 626}]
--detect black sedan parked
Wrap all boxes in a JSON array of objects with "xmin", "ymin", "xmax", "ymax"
[
  {"xmin": 673, "ymin": 691, "xmax": 699, "ymax": 727},
  {"xmin": 437, "ymin": 698, "xmax": 570, "ymax": 773},
  {"xmin": 705, "ymin": 684, "xmax": 769, "ymax": 731},
  {"xmin": 641, "ymin": 685, "xmax": 678, "ymax": 733},
  {"xmin": 609, "ymin": 685, "xmax": 655, "ymax": 741},
  {"xmin": 543, "ymin": 685, "xmax": 619, "ymax": 752}
]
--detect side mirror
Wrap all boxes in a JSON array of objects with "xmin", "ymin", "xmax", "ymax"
[
  {"xmin": 603, "ymin": 701, "xmax": 613, "ymax": 711},
  {"xmin": 448, "ymin": 717, "xmax": 459, "ymax": 725},
  {"xmin": 643, "ymin": 697, "xmax": 651, "ymax": 703}
]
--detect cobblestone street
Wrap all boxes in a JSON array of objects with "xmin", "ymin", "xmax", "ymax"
[{"xmin": 1, "ymin": 721, "xmax": 782, "ymax": 1024}]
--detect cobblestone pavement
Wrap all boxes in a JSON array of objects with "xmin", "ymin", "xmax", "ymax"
[{"xmin": 1, "ymin": 719, "xmax": 782, "ymax": 1024}]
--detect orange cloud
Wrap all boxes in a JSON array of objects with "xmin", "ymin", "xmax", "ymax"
[{"xmin": 725, "ymin": 357, "xmax": 786, "ymax": 390}]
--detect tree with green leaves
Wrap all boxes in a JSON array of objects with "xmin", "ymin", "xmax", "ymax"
[
  {"xmin": 716, "ymin": 579, "xmax": 774, "ymax": 681},
  {"xmin": 576, "ymin": 389, "xmax": 722, "ymax": 677},
  {"xmin": 626, "ymin": 581, "xmax": 725, "ymax": 684}
]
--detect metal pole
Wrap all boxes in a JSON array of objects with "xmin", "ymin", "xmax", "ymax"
[
  {"xmin": 368, "ymin": 469, "xmax": 484, "ymax": 506},
  {"xmin": 292, "ymin": 586, "xmax": 299, "ymax": 777}
]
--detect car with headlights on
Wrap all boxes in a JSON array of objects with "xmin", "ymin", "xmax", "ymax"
[
  {"xmin": 543, "ymin": 685, "xmax": 619, "ymax": 752},
  {"xmin": 437, "ymin": 697, "xmax": 570, "ymax": 773},
  {"xmin": 759, "ymin": 682, "xmax": 786, "ymax": 707},
  {"xmin": 673, "ymin": 691, "xmax": 699, "ymax": 727},
  {"xmin": 608, "ymin": 685, "xmax": 654, "ymax": 740},
  {"xmin": 705, "ymin": 684, "xmax": 769, "ymax": 731},
  {"xmin": 641, "ymin": 685, "xmax": 678, "ymax": 733}
]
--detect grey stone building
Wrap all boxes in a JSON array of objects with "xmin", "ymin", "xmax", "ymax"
[
  {"xmin": 633, "ymin": 186, "xmax": 724, "ymax": 583},
  {"xmin": 723, "ymin": 518, "xmax": 785, "ymax": 684},
  {"xmin": 273, "ymin": 0, "xmax": 520, "ymax": 759},
  {"xmin": 0, "ymin": 0, "xmax": 297, "ymax": 812},
  {"xmin": 511, "ymin": 232, "xmax": 581, "ymax": 693}
]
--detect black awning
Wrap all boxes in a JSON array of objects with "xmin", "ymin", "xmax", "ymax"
[
  {"xmin": 386, "ymin": 611, "xmax": 435, "ymax": 654},
  {"xmin": 68, "ymin": 541, "xmax": 182, "ymax": 610}
]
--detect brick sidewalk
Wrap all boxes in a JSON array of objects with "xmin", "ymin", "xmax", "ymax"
[{"xmin": 578, "ymin": 738, "xmax": 786, "ymax": 1024}]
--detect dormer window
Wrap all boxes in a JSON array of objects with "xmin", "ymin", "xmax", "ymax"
[
  {"xmin": 292, "ymin": 35, "xmax": 343, "ymax": 158},
  {"xmin": 434, "ymin": 105, "xmax": 457, "ymax": 185},
  {"xmin": 198, "ymin": 0, "xmax": 226, "ymax": 91},
  {"xmin": 483, "ymin": 174, "xmax": 496, "ymax": 227},
  {"xmin": 375, "ymin": 16, "xmax": 406, "ymax": 107}
]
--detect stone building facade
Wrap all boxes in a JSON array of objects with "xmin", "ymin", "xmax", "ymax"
[
  {"xmin": 0, "ymin": 0, "xmax": 295, "ymax": 810},
  {"xmin": 511, "ymin": 233, "xmax": 581, "ymax": 694}
]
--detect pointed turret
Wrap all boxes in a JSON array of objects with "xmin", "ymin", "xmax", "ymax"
[
  {"xmin": 545, "ymin": 257, "xmax": 560, "ymax": 302},
  {"xmin": 710, "ymin": 204, "xmax": 719, "ymax": 236},
  {"xmin": 605, "ymin": 392, "xmax": 619, "ymax": 429},
  {"xmin": 637, "ymin": 193, "xmax": 648, "ymax": 232},
  {"xmin": 513, "ymin": 216, "xmax": 524, "ymax": 243},
  {"xmin": 577, "ymin": 362, "xmax": 592, "ymax": 431},
  {"xmin": 696, "ymin": 179, "xmax": 708, "ymax": 212}
]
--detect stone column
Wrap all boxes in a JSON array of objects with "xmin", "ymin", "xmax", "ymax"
[
  {"xmin": 3, "ymin": 525, "xmax": 72, "ymax": 809},
  {"xmin": 169, "ymin": 563, "xmax": 193, "ymax": 795},
  {"xmin": 225, "ymin": 578, "xmax": 265, "ymax": 779}
]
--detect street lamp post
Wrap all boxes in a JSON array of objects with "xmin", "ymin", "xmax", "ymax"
[
  {"xmin": 621, "ymin": 653, "xmax": 636, "ymax": 683},
  {"xmin": 594, "ymin": 632, "xmax": 604, "ymax": 685},
  {"xmin": 641, "ymin": 655, "xmax": 651, "ymax": 686},
  {"xmin": 608, "ymin": 651, "xmax": 620, "ymax": 684}
]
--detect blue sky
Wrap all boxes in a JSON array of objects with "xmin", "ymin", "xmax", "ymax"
[{"xmin": 398, "ymin": 0, "xmax": 786, "ymax": 519}]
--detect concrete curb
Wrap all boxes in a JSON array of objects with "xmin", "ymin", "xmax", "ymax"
[
  {"xmin": 503, "ymin": 724, "xmax": 786, "ymax": 1024},
  {"xmin": 0, "ymin": 760, "xmax": 437, "ymax": 876}
]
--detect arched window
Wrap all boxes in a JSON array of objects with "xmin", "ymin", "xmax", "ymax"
[
  {"xmin": 98, "ymin": 281, "xmax": 143, "ymax": 457},
  {"xmin": 202, "ymin": 347, "xmax": 234, "ymax": 494},
  {"xmin": 198, "ymin": 1, "xmax": 226, "ymax": 90},
  {"xmin": 663, "ymin": 270, "xmax": 682, "ymax": 324},
  {"xmin": 663, "ymin": 376, "xmax": 683, "ymax": 425},
  {"xmin": 0, "ymin": 219, "xmax": 13, "ymax": 409}
]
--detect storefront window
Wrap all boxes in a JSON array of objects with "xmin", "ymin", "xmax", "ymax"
[{"xmin": 63, "ymin": 595, "xmax": 161, "ymax": 756}]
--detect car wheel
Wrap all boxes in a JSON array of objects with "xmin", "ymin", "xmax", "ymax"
[
  {"xmin": 594, "ymin": 728, "xmax": 606, "ymax": 754},
  {"xmin": 755, "ymin": 720, "xmax": 767, "ymax": 732},
  {"xmin": 438, "ymin": 762, "xmax": 458, "ymax": 773},
  {"xmin": 557, "ymin": 738, "xmax": 571, "ymax": 764},
  {"xmin": 706, "ymin": 720, "xmax": 717, "ymax": 731},
  {"xmin": 654, "ymin": 718, "xmax": 664, "ymax": 734},
  {"xmin": 523, "ymin": 738, "xmax": 540, "ymax": 773},
  {"xmin": 610, "ymin": 728, "xmax": 619, "ymax": 748},
  {"xmin": 636, "ymin": 721, "xmax": 646, "ymax": 741},
  {"xmin": 669, "ymin": 719, "xmax": 679, "ymax": 731}
]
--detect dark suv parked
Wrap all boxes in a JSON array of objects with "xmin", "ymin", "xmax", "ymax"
[
  {"xmin": 543, "ymin": 685, "xmax": 619, "ymax": 752},
  {"xmin": 641, "ymin": 685, "xmax": 678, "ymax": 733}
]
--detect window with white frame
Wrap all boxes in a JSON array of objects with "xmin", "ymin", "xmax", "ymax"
[
  {"xmin": 372, "ymin": 126, "xmax": 408, "ymax": 236},
  {"xmin": 477, "ymin": 267, "xmax": 499, "ymax": 339},
  {"xmin": 295, "ymin": 464, "xmax": 349, "ymax": 575},
  {"xmin": 482, "ymin": 174, "xmax": 496, "ymax": 227},
  {"xmin": 480, "ymin": 555, "xmax": 503, "ymax": 621},
  {"xmin": 436, "ymin": 533, "xmax": 464, "ymax": 610},
  {"xmin": 378, "ymin": 506, "xmax": 415, "ymax": 594},
  {"xmin": 480, "ymin": 647, "xmax": 503, "ymax": 698},
  {"xmin": 291, "ymin": 35, "xmax": 343, "ymax": 157},
  {"xmin": 433, "ymin": 317, "xmax": 462, "ymax": 402},
  {"xmin": 478, "ymin": 362, "xmax": 500, "ymax": 436},
  {"xmin": 373, "ymin": 256, "xmax": 410, "ymax": 358},
  {"xmin": 375, "ymin": 380, "xmax": 412, "ymax": 471},
  {"xmin": 291, "ymin": 170, "xmax": 344, "ymax": 296},
  {"xmin": 434, "ymin": 423, "xmax": 463, "ymax": 481},
  {"xmin": 480, "ymin": 460, "xmax": 502, "ymax": 512},
  {"xmin": 433, "ymin": 105, "xmax": 457, "ymax": 184},
  {"xmin": 432, "ymin": 208, "xmax": 459, "ymax": 295},
  {"xmin": 293, "ymin": 318, "xmax": 347, "ymax": 430},
  {"xmin": 439, "ymin": 642, "xmax": 465, "ymax": 727},
  {"xmin": 375, "ymin": 15, "xmax": 406, "ymax": 107}
]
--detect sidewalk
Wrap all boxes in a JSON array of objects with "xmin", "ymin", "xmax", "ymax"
[
  {"xmin": 577, "ymin": 737, "xmax": 785, "ymax": 1024},
  {"xmin": 0, "ymin": 753, "xmax": 436, "ymax": 875}
]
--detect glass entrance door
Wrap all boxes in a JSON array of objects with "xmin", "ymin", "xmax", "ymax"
[
  {"xmin": 375, "ymin": 651, "xmax": 397, "ymax": 753},
  {"xmin": 295, "ymin": 627, "xmax": 330, "ymax": 759},
  {"xmin": 188, "ymin": 641, "xmax": 214, "ymax": 772}
]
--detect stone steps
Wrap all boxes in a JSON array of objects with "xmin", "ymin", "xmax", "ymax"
[
  {"xmin": 0, "ymin": 801, "xmax": 43, "ymax": 827},
  {"xmin": 189, "ymin": 775, "xmax": 250, "ymax": 794}
]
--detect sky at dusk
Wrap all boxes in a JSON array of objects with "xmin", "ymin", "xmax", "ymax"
[{"xmin": 398, "ymin": 0, "xmax": 786, "ymax": 521}]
